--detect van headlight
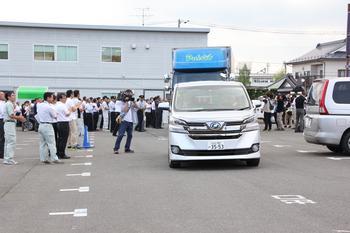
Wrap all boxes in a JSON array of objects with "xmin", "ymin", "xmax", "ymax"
[
  {"xmin": 169, "ymin": 116, "xmax": 188, "ymax": 134},
  {"xmin": 241, "ymin": 116, "xmax": 260, "ymax": 132}
]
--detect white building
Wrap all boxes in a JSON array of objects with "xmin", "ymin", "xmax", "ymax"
[
  {"xmin": 249, "ymin": 73, "xmax": 274, "ymax": 88},
  {"xmin": 286, "ymin": 39, "xmax": 346, "ymax": 87},
  {"xmin": 0, "ymin": 21, "xmax": 209, "ymax": 97}
]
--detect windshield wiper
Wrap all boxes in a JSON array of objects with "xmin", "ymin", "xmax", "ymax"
[{"xmin": 235, "ymin": 107, "xmax": 251, "ymax": 110}]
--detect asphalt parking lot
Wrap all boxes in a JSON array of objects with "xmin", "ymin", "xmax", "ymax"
[{"xmin": 0, "ymin": 126, "xmax": 349, "ymax": 233}]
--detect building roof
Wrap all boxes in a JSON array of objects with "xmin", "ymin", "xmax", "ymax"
[
  {"xmin": 268, "ymin": 74, "xmax": 297, "ymax": 92},
  {"xmin": 286, "ymin": 39, "xmax": 346, "ymax": 65},
  {"xmin": 0, "ymin": 21, "xmax": 210, "ymax": 34}
]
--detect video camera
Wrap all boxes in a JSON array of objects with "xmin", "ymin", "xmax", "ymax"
[{"xmin": 119, "ymin": 89, "xmax": 135, "ymax": 102}]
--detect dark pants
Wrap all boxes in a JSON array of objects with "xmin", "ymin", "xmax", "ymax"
[
  {"xmin": 151, "ymin": 110, "xmax": 156, "ymax": 128},
  {"xmin": 264, "ymin": 112, "xmax": 272, "ymax": 130},
  {"xmin": 145, "ymin": 112, "xmax": 152, "ymax": 128},
  {"xmin": 52, "ymin": 122, "xmax": 58, "ymax": 150},
  {"xmin": 93, "ymin": 112, "xmax": 99, "ymax": 131},
  {"xmin": 57, "ymin": 122, "xmax": 70, "ymax": 157},
  {"xmin": 0, "ymin": 119, "xmax": 4, "ymax": 158},
  {"xmin": 295, "ymin": 108, "xmax": 305, "ymax": 132},
  {"xmin": 85, "ymin": 113, "xmax": 94, "ymax": 131},
  {"xmin": 112, "ymin": 112, "xmax": 120, "ymax": 136},
  {"xmin": 135, "ymin": 110, "xmax": 144, "ymax": 131},
  {"xmin": 114, "ymin": 121, "xmax": 133, "ymax": 151},
  {"xmin": 155, "ymin": 109, "xmax": 163, "ymax": 128},
  {"xmin": 110, "ymin": 112, "xmax": 116, "ymax": 133}
]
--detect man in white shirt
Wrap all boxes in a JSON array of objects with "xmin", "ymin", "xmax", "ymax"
[
  {"xmin": 55, "ymin": 93, "xmax": 72, "ymax": 159},
  {"xmin": 101, "ymin": 96, "xmax": 109, "ymax": 130},
  {"xmin": 0, "ymin": 91, "xmax": 5, "ymax": 159},
  {"xmin": 84, "ymin": 98, "xmax": 94, "ymax": 131},
  {"xmin": 112, "ymin": 98, "xmax": 123, "ymax": 136},
  {"xmin": 109, "ymin": 96, "xmax": 116, "ymax": 133},
  {"xmin": 135, "ymin": 95, "xmax": 146, "ymax": 132},
  {"xmin": 113, "ymin": 90, "xmax": 138, "ymax": 154},
  {"xmin": 37, "ymin": 92, "xmax": 63, "ymax": 164},
  {"xmin": 3, "ymin": 91, "xmax": 25, "ymax": 165},
  {"xmin": 66, "ymin": 90, "xmax": 81, "ymax": 148}
]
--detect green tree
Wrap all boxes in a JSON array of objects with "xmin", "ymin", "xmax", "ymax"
[
  {"xmin": 273, "ymin": 69, "xmax": 286, "ymax": 82},
  {"xmin": 238, "ymin": 64, "xmax": 251, "ymax": 87}
]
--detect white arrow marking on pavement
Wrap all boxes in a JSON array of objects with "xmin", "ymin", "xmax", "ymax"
[
  {"xmin": 327, "ymin": 157, "xmax": 350, "ymax": 161},
  {"xmin": 71, "ymin": 162, "xmax": 92, "ymax": 166},
  {"xmin": 297, "ymin": 150, "xmax": 318, "ymax": 153},
  {"xmin": 273, "ymin": 145, "xmax": 291, "ymax": 148},
  {"xmin": 60, "ymin": 186, "xmax": 90, "ymax": 192},
  {"xmin": 66, "ymin": 172, "xmax": 91, "ymax": 177},
  {"xmin": 49, "ymin": 208, "xmax": 87, "ymax": 217},
  {"xmin": 272, "ymin": 195, "xmax": 316, "ymax": 205}
]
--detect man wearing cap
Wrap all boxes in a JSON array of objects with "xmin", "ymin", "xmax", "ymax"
[{"xmin": 135, "ymin": 95, "xmax": 146, "ymax": 132}]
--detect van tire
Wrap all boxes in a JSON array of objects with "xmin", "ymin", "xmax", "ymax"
[
  {"xmin": 246, "ymin": 159, "xmax": 260, "ymax": 167},
  {"xmin": 169, "ymin": 160, "xmax": 181, "ymax": 168},
  {"xmin": 326, "ymin": 145, "xmax": 343, "ymax": 153},
  {"xmin": 341, "ymin": 131, "xmax": 350, "ymax": 154}
]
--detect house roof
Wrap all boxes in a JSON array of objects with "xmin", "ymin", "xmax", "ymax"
[
  {"xmin": 0, "ymin": 21, "xmax": 210, "ymax": 34},
  {"xmin": 286, "ymin": 39, "xmax": 346, "ymax": 65},
  {"xmin": 268, "ymin": 74, "xmax": 297, "ymax": 92}
]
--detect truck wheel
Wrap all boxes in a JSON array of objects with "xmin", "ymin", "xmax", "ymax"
[
  {"xmin": 326, "ymin": 145, "xmax": 343, "ymax": 153},
  {"xmin": 246, "ymin": 159, "xmax": 260, "ymax": 167},
  {"xmin": 341, "ymin": 131, "xmax": 350, "ymax": 154}
]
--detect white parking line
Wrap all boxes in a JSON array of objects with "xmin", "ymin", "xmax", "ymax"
[
  {"xmin": 334, "ymin": 230, "xmax": 350, "ymax": 233},
  {"xmin": 74, "ymin": 155, "xmax": 93, "ymax": 158},
  {"xmin": 86, "ymin": 149, "xmax": 93, "ymax": 152},
  {"xmin": 261, "ymin": 141, "xmax": 272, "ymax": 143},
  {"xmin": 16, "ymin": 144, "xmax": 29, "ymax": 146},
  {"xmin": 327, "ymin": 157, "xmax": 350, "ymax": 161},
  {"xmin": 71, "ymin": 162, "xmax": 92, "ymax": 166},
  {"xmin": 16, "ymin": 148, "xmax": 23, "ymax": 150},
  {"xmin": 49, "ymin": 208, "xmax": 87, "ymax": 217},
  {"xmin": 158, "ymin": 137, "xmax": 167, "ymax": 141},
  {"xmin": 273, "ymin": 145, "xmax": 291, "ymax": 148},
  {"xmin": 297, "ymin": 150, "xmax": 318, "ymax": 153},
  {"xmin": 66, "ymin": 172, "xmax": 91, "ymax": 177},
  {"xmin": 60, "ymin": 186, "xmax": 90, "ymax": 192}
]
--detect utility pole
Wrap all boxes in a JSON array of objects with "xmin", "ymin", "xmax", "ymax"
[
  {"xmin": 346, "ymin": 4, "xmax": 350, "ymax": 76},
  {"xmin": 135, "ymin": 8, "xmax": 153, "ymax": 26},
  {"xmin": 177, "ymin": 19, "xmax": 189, "ymax": 28}
]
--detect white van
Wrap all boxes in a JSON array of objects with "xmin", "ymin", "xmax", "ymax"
[
  {"xmin": 304, "ymin": 78, "xmax": 350, "ymax": 153},
  {"xmin": 168, "ymin": 81, "xmax": 261, "ymax": 168}
]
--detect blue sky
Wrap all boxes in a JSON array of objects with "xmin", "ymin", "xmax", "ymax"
[{"xmin": 0, "ymin": 0, "xmax": 347, "ymax": 72}]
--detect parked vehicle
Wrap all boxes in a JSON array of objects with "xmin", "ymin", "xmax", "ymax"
[
  {"xmin": 304, "ymin": 78, "xmax": 350, "ymax": 154},
  {"xmin": 252, "ymin": 100, "xmax": 264, "ymax": 119},
  {"xmin": 168, "ymin": 81, "xmax": 261, "ymax": 168}
]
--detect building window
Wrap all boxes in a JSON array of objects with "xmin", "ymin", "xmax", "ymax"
[
  {"xmin": 57, "ymin": 46, "xmax": 77, "ymax": 61},
  {"xmin": 338, "ymin": 69, "xmax": 346, "ymax": 77},
  {"xmin": 0, "ymin": 44, "xmax": 8, "ymax": 60},
  {"xmin": 34, "ymin": 45, "xmax": 55, "ymax": 61},
  {"xmin": 102, "ymin": 47, "xmax": 121, "ymax": 62}
]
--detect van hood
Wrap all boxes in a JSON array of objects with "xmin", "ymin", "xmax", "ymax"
[{"xmin": 171, "ymin": 110, "xmax": 254, "ymax": 122}]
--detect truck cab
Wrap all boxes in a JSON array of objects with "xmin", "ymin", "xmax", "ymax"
[{"xmin": 168, "ymin": 81, "xmax": 261, "ymax": 168}]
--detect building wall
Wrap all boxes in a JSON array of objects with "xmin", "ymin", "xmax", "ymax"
[
  {"xmin": 291, "ymin": 60, "xmax": 346, "ymax": 78},
  {"xmin": 0, "ymin": 26, "xmax": 208, "ymax": 97}
]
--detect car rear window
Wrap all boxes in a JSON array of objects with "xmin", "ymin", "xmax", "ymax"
[
  {"xmin": 307, "ymin": 81, "xmax": 324, "ymax": 106},
  {"xmin": 333, "ymin": 81, "xmax": 350, "ymax": 104}
]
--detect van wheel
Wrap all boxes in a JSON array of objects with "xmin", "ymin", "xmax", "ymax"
[
  {"xmin": 326, "ymin": 145, "xmax": 343, "ymax": 153},
  {"xmin": 341, "ymin": 132, "xmax": 350, "ymax": 154},
  {"xmin": 169, "ymin": 160, "xmax": 181, "ymax": 168},
  {"xmin": 246, "ymin": 159, "xmax": 260, "ymax": 167}
]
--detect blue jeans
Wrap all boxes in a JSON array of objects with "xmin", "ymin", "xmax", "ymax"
[{"xmin": 114, "ymin": 121, "xmax": 133, "ymax": 151}]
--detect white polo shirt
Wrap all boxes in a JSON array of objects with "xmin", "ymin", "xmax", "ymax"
[
  {"xmin": 37, "ymin": 101, "xmax": 57, "ymax": 123},
  {"xmin": 55, "ymin": 101, "xmax": 71, "ymax": 122},
  {"xmin": 0, "ymin": 100, "xmax": 5, "ymax": 119},
  {"xmin": 115, "ymin": 100, "xmax": 122, "ymax": 113},
  {"xmin": 108, "ymin": 101, "xmax": 115, "ymax": 113}
]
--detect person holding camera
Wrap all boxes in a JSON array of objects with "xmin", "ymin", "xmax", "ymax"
[{"xmin": 113, "ymin": 90, "xmax": 138, "ymax": 154}]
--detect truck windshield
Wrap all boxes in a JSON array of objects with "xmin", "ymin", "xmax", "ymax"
[
  {"xmin": 173, "ymin": 71, "xmax": 224, "ymax": 87},
  {"xmin": 174, "ymin": 85, "xmax": 251, "ymax": 112}
]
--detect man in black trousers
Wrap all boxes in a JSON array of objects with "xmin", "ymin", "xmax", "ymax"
[
  {"xmin": 0, "ymin": 91, "xmax": 5, "ymax": 159},
  {"xmin": 135, "ymin": 95, "xmax": 146, "ymax": 132},
  {"xmin": 55, "ymin": 93, "xmax": 72, "ymax": 159}
]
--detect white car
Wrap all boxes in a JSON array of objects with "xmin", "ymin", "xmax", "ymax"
[
  {"xmin": 252, "ymin": 100, "xmax": 264, "ymax": 119},
  {"xmin": 168, "ymin": 81, "xmax": 261, "ymax": 168}
]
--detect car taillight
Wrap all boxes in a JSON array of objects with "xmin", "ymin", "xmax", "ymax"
[{"xmin": 319, "ymin": 80, "xmax": 329, "ymax": 115}]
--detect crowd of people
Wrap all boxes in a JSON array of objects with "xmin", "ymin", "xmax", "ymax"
[
  {"xmin": 0, "ymin": 89, "xmax": 168, "ymax": 165},
  {"xmin": 261, "ymin": 91, "xmax": 306, "ymax": 133}
]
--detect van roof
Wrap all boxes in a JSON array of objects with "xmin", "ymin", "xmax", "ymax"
[{"xmin": 174, "ymin": 81, "xmax": 243, "ymax": 88}]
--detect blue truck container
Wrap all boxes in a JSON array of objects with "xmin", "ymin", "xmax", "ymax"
[{"xmin": 167, "ymin": 47, "xmax": 231, "ymax": 89}]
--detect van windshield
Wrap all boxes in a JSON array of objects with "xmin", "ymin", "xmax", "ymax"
[{"xmin": 174, "ymin": 85, "xmax": 251, "ymax": 112}]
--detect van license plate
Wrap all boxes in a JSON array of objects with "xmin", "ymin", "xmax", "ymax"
[{"xmin": 208, "ymin": 142, "xmax": 225, "ymax": 150}]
